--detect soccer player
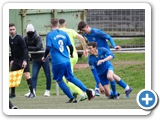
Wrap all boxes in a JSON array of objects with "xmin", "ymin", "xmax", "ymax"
[
  {"xmin": 9, "ymin": 23, "xmax": 35, "ymax": 98},
  {"xmin": 59, "ymin": 18, "xmax": 88, "ymax": 101},
  {"xmin": 78, "ymin": 21, "xmax": 132, "ymax": 97},
  {"xmin": 88, "ymin": 42, "xmax": 119, "ymax": 99},
  {"xmin": 42, "ymin": 18, "xmax": 94, "ymax": 103}
]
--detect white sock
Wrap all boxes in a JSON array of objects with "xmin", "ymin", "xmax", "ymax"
[{"xmin": 125, "ymin": 85, "xmax": 129, "ymax": 91}]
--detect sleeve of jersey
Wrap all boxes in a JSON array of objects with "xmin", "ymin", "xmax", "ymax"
[
  {"xmin": 90, "ymin": 68, "xmax": 101, "ymax": 85},
  {"xmin": 44, "ymin": 46, "xmax": 50, "ymax": 58},
  {"xmin": 88, "ymin": 58, "xmax": 101, "ymax": 85},
  {"xmin": 103, "ymin": 48, "xmax": 115, "ymax": 58},
  {"xmin": 98, "ymin": 30, "xmax": 116, "ymax": 48}
]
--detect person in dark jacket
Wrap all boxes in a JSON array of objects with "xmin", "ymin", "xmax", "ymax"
[
  {"xmin": 9, "ymin": 100, "xmax": 18, "ymax": 109},
  {"xmin": 9, "ymin": 23, "xmax": 35, "ymax": 98},
  {"xmin": 24, "ymin": 24, "xmax": 52, "ymax": 97}
]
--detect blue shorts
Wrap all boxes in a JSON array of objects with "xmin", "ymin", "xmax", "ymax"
[
  {"xmin": 52, "ymin": 62, "xmax": 74, "ymax": 82},
  {"xmin": 98, "ymin": 64, "xmax": 114, "ymax": 86}
]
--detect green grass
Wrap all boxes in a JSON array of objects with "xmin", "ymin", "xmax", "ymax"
[
  {"xmin": 76, "ymin": 52, "xmax": 145, "ymax": 94},
  {"xmin": 10, "ymin": 52, "xmax": 145, "ymax": 109},
  {"xmin": 75, "ymin": 37, "xmax": 145, "ymax": 49},
  {"xmin": 11, "ymin": 94, "xmax": 140, "ymax": 109},
  {"xmin": 111, "ymin": 37, "xmax": 145, "ymax": 47},
  {"xmin": 12, "ymin": 53, "xmax": 145, "ymax": 96}
]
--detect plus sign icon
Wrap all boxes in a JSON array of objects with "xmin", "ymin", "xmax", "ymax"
[{"xmin": 137, "ymin": 89, "xmax": 158, "ymax": 110}]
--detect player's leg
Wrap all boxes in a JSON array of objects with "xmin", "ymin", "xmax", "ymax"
[
  {"xmin": 99, "ymin": 72, "xmax": 120, "ymax": 99},
  {"xmin": 113, "ymin": 74, "xmax": 132, "ymax": 97},
  {"xmin": 64, "ymin": 54, "xmax": 87, "ymax": 100},
  {"xmin": 53, "ymin": 63, "xmax": 76, "ymax": 103},
  {"xmin": 107, "ymin": 70, "xmax": 118, "ymax": 99},
  {"xmin": 65, "ymin": 62, "xmax": 94, "ymax": 100},
  {"xmin": 95, "ymin": 83, "xmax": 100, "ymax": 96}
]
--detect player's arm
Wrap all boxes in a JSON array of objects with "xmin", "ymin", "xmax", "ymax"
[
  {"xmin": 90, "ymin": 67, "xmax": 104, "ymax": 94},
  {"xmin": 76, "ymin": 34, "xmax": 88, "ymax": 57},
  {"xmin": 106, "ymin": 35, "xmax": 121, "ymax": 50},
  {"xmin": 97, "ymin": 48, "xmax": 115, "ymax": 65},
  {"xmin": 99, "ymin": 30, "xmax": 121, "ymax": 50},
  {"xmin": 42, "ymin": 46, "xmax": 50, "ymax": 62},
  {"xmin": 68, "ymin": 45, "xmax": 73, "ymax": 57},
  {"xmin": 42, "ymin": 33, "xmax": 51, "ymax": 62}
]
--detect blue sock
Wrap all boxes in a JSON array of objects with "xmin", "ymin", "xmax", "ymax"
[
  {"xmin": 110, "ymin": 80, "xmax": 116, "ymax": 95},
  {"xmin": 58, "ymin": 81, "xmax": 74, "ymax": 99},
  {"xmin": 117, "ymin": 79, "xmax": 127, "ymax": 89},
  {"xmin": 68, "ymin": 77, "xmax": 87, "ymax": 92},
  {"xmin": 110, "ymin": 90, "xmax": 119, "ymax": 96}
]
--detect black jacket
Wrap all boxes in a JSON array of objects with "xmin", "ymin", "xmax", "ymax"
[
  {"xmin": 24, "ymin": 31, "xmax": 44, "ymax": 61},
  {"xmin": 9, "ymin": 34, "xmax": 28, "ymax": 61}
]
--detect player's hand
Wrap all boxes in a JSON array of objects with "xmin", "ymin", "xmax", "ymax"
[
  {"xmin": 66, "ymin": 79, "xmax": 69, "ymax": 83},
  {"xmin": 100, "ymin": 87, "xmax": 105, "ymax": 94},
  {"xmin": 83, "ymin": 50, "xmax": 88, "ymax": 58},
  {"xmin": 70, "ymin": 54, "xmax": 74, "ymax": 58},
  {"xmin": 97, "ymin": 60, "xmax": 104, "ymax": 65},
  {"xmin": 115, "ymin": 45, "xmax": 121, "ymax": 51}
]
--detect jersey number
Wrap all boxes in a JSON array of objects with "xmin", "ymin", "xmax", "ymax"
[{"xmin": 58, "ymin": 40, "xmax": 64, "ymax": 52}]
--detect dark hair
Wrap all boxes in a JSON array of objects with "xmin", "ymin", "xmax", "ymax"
[
  {"xmin": 77, "ymin": 21, "xmax": 87, "ymax": 30},
  {"xmin": 50, "ymin": 18, "xmax": 59, "ymax": 27},
  {"xmin": 59, "ymin": 19, "xmax": 65, "ymax": 25},
  {"xmin": 87, "ymin": 42, "xmax": 97, "ymax": 48},
  {"xmin": 9, "ymin": 23, "xmax": 15, "ymax": 27}
]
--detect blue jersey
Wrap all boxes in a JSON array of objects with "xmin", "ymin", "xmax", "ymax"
[
  {"xmin": 88, "ymin": 47, "xmax": 114, "ymax": 85},
  {"xmin": 88, "ymin": 47, "xmax": 114, "ymax": 75},
  {"xmin": 46, "ymin": 29, "xmax": 72, "ymax": 65},
  {"xmin": 83, "ymin": 28, "xmax": 116, "ymax": 51}
]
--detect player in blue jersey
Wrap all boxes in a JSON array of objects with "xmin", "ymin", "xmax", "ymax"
[
  {"xmin": 42, "ymin": 18, "xmax": 94, "ymax": 103},
  {"xmin": 88, "ymin": 42, "xmax": 119, "ymax": 99},
  {"xmin": 78, "ymin": 21, "xmax": 132, "ymax": 97}
]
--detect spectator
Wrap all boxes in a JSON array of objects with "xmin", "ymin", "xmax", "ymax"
[{"xmin": 24, "ymin": 24, "xmax": 52, "ymax": 97}]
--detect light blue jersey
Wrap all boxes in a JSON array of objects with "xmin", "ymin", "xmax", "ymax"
[
  {"xmin": 83, "ymin": 28, "xmax": 116, "ymax": 51},
  {"xmin": 46, "ymin": 29, "xmax": 71, "ymax": 65}
]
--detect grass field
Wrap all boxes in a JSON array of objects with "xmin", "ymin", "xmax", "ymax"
[
  {"xmin": 10, "ymin": 94, "xmax": 140, "ymax": 109},
  {"xmin": 9, "ymin": 52, "xmax": 145, "ymax": 109}
]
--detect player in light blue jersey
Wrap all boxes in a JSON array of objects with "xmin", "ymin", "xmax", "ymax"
[
  {"xmin": 42, "ymin": 18, "xmax": 94, "ymax": 103},
  {"xmin": 88, "ymin": 42, "xmax": 119, "ymax": 99},
  {"xmin": 78, "ymin": 21, "xmax": 132, "ymax": 98}
]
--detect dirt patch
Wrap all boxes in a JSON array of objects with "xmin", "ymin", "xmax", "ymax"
[
  {"xmin": 113, "ymin": 61, "xmax": 144, "ymax": 67},
  {"xmin": 74, "ymin": 64, "xmax": 89, "ymax": 69}
]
